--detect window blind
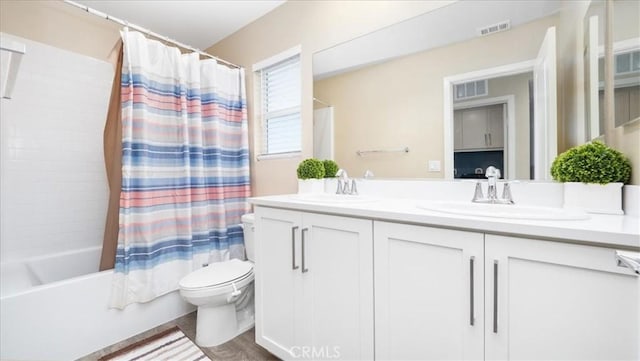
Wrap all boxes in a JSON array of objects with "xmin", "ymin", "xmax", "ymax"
[{"xmin": 260, "ymin": 55, "xmax": 301, "ymax": 156}]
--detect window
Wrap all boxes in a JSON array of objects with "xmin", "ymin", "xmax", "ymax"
[
  {"xmin": 454, "ymin": 79, "xmax": 488, "ymax": 100},
  {"xmin": 254, "ymin": 48, "xmax": 301, "ymax": 158}
]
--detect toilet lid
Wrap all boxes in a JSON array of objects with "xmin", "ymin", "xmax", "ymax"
[{"xmin": 179, "ymin": 259, "xmax": 253, "ymax": 290}]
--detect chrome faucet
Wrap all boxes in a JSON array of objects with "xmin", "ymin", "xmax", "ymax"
[
  {"xmin": 335, "ymin": 169, "xmax": 358, "ymax": 195},
  {"xmin": 363, "ymin": 170, "xmax": 374, "ymax": 179},
  {"xmin": 472, "ymin": 166, "xmax": 514, "ymax": 204},
  {"xmin": 485, "ymin": 166, "xmax": 500, "ymax": 200}
]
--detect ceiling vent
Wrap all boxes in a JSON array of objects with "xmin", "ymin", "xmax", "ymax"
[{"xmin": 478, "ymin": 20, "xmax": 511, "ymax": 37}]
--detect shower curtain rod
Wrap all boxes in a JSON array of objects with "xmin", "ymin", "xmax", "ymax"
[{"xmin": 63, "ymin": 0, "xmax": 241, "ymax": 69}]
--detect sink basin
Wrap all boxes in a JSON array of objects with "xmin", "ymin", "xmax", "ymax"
[
  {"xmin": 290, "ymin": 193, "xmax": 379, "ymax": 204},
  {"xmin": 417, "ymin": 201, "xmax": 590, "ymax": 221}
]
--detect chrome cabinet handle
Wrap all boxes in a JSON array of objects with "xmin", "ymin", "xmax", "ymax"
[
  {"xmin": 615, "ymin": 251, "xmax": 640, "ymax": 275},
  {"xmin": 484, "ymin": 134, "xmax": 488, "ymax": 146},
  {"xmin": 493, "ymin": 260, "xmax": 499, "ymax": 333},
  {"xmin": 470, "ymin": 256, "xmax": 475, "ymax": 326},
  {"xmin": 488, "ymin": 133, "xmax": 492, "ymax": 146},
  {"xmin": 301, "ymin": 228, "xmax": 309, "ymax": 273},
  {"xmin": 291, "ymin": 226, "xmax": 299, "ymax": 270}
]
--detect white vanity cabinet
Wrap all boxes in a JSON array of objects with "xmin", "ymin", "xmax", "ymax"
[
  {"xmin": 254, "ymin": 207, "xmax": 374, "ymax": 360},
  {"xmin": 253, "ymin": 201, "xmax": 639, "ymax": 360},
  {"xmin": 374, "ymin": 222, "xmax": 484, "ymax": 360},
  {"xmin": 374, "ymin": 222, "xmax": 639, "ymax": 360},
  {"xmin": 485, "ymin": 235, "xmax": 639, "ymax": 360}
]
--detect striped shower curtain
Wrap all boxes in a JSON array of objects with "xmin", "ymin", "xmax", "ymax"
[{"xmin": 110, "ymin": 30, "xmax": 250, "ymax": 308}]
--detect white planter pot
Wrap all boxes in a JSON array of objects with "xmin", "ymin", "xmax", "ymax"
[
  {"xmin": 563, "ymin": 182, "xmax": 624, "ymax": 215},
  {"xmin": 298, "ymin": 179, "xmax": 325, "ymax": 194},
  {"xmin": 324, "ymin": 178, "xmax": 338, "ymax": 193}
]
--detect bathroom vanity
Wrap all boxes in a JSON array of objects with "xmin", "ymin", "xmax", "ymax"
[{"xmin": 250, "ymin": 184, "xmax": 639, "ymax": 360}]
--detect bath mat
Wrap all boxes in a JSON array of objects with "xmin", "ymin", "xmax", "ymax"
[{"xmin": 99, "ymin": 326, "xmax": 211, "ymax": 361}]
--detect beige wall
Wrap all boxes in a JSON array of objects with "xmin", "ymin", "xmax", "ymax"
[
  {"xmin": 208, "ymin": 1, "xmax": 455, "ymax": 196},
  {"xmin": 0, "ymin": 1, "xmax": 120, "ymax": 61}
]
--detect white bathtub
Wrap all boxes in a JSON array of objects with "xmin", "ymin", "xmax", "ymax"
[{"xmin": 0, "ymin": 246, "xmax": 194, "ymax": 360}]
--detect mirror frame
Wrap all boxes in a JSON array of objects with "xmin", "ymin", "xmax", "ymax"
[{"xmin": 585, "ymin": 15, "xmax": 601, "ymax": 140}]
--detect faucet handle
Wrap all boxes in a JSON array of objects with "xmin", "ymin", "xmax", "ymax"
[
  {"xmin": 501, "ymin": 182, "xmax": 515, "ymax": 204},
  {"xmin": 485, "ymin": 166, "xmax": 500, "ymax": 179},
  {"xmin": 472, "ymin": 182, "xmax": 484, "ymax": 202},
  {"xmin": 336, "ymin": 178, "xmax": 348, "ymax": 194},
  {"xmin": 350, "ymin": 179, "xmax": 358, "ymax": 195}
]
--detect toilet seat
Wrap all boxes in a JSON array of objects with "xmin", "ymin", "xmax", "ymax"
[{"xmin": 179, "ymin": 259, "xmax": 253, "ymax": 292}]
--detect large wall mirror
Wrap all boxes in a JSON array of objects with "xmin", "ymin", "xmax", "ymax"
[
  {"xmin": 585, "ymin": 0, "xmax": 639, "ymax": 141},
  {"xmin": 313, "ymin": 0, "xmax": 566, "ymax": 180},
  {"xmin": 609, "ymin": 0, "xmax": 639, "ymax": 128}
]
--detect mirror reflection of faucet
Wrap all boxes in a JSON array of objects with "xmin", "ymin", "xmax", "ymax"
[
  {"xmin": 472, "ymin": 166, "xmax": 514, "ymax": 204},
  {"xmin": 336, "ymin": 169, "xmax": 358, "ymax": 195}
]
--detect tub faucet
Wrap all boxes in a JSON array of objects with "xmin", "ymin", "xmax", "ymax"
[{"xmin": 472, "ymin": 166, "xmax": 514, "ymax": 204}]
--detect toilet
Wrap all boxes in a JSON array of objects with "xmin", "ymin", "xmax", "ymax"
[{"xmin": 178, "ymin": 213, "xmax": 255, "ymax": 347}]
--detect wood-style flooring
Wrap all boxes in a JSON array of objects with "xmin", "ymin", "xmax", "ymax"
[{"xmin": 77, "ymin": 312, "xmax": 278, "ymax": 361}]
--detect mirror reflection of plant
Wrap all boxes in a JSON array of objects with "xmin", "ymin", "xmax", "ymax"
[
  {"xmin": 550, "ymin": 141, "xmax": 631, "ymax": 184},
  {"xmin": 322, "ymin": 160, "xmax": 339, "ymax": 178}
]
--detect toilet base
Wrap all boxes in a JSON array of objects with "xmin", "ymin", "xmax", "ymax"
[{"xmin": 195, "ymin": 303, "xmax": 238, "ymax": 347}]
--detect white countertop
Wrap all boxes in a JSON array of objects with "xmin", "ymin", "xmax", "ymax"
[{"xmin": 250, "ymin": 194, "xmax": 640, "ymax": 249}]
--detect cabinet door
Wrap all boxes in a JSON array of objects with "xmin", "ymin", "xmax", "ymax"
[
  {"xmin": 298, "ymin": 213, "xmax": 374, "ymax": 360},
  {"xmin": 374, "ymin": 221, "xmax": 484, "ymax": 360},
  {"xmin": 460, "ymin": 108, "xmax": 489, "ymax": 149},
  {"xmin": 614, "ymin": 86, "xmax": 640, "ymax": 127},
  {"xmin": 454, "ymin": 111, "xmax": 464, "ymax": 150},
  {"xmin": 629, "ymin": 86, "xmax": 640, "ymax": 121},
  {"xmin": 485, "ymin": 235, "xmax": 639, "ymax": 360},
  {"xmin": 614, "ymin": 88, "xmax": 631, "ymax": 127},
  {"xmin": 254, "ymin": 207, "xmax": 303, "ymax": 360},
  {"xmin": 486, "ymin": 105, "xmax": 504, "ymax": 148}
]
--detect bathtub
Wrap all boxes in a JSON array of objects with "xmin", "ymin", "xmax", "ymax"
[{"xmin": 0, "ymin": 246, "xmax": 194, "ymax": 360}]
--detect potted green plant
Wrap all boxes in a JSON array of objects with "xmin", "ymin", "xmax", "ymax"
[
  {"xmin": 297, "ymin": 158, "xmax": 326, "ymax": 194},
  {"xmin": 551, "ymin": 141, "xmax": 631, "ymax": 214}
]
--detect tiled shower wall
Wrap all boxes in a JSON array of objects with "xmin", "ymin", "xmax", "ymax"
[{"xmin": 0, "ymin": 34, "xmax": 113, "ymax": 262}]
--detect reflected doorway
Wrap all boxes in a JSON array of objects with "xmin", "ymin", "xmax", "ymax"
[{"xmin": 454, "ymin": 104, "xmax": 505, "ymax": 179}]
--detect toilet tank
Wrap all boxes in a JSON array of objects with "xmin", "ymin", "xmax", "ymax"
[{"xmin": 241, "ymin": 213, "xmax": 255, "ymax": 262}]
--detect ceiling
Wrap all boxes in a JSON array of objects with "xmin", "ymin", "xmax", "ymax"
[{"xmin": 75, "ymin": 0, "xmax": 285, "ymax": 50}]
